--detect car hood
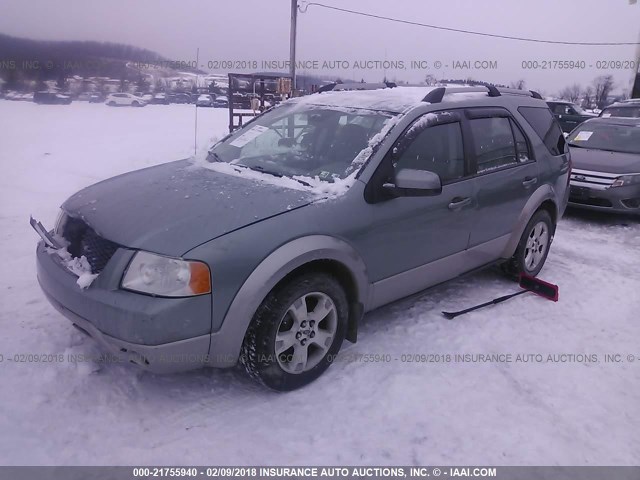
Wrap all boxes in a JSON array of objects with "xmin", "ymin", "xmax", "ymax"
[
  {"xmin": 62, "ymin": 160, "xmax": 316, "ymax": 256},
  {"xmin": 569, "ymin": 148, "xmax": 640, "ymax": 174}
]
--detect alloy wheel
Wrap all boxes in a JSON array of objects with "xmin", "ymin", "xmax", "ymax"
[
  {"xmin": 524, "ymin": 221, "xmax": 549, "ymax": 271},
  {"xmin": 275, "ymin": 292, "xmax": 337, "ymax": 374}
]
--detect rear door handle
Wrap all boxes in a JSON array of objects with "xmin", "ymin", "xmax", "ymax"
[
  {"xmin": 522, "ymin": 177, "xmax": 538, "ymax": 188},
  {"xmin": 448, "ymin": 197, "xmax": 472, "ymax": 210}
]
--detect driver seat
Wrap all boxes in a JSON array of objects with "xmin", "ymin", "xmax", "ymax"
[{"xmin": 329, "ymin": 124, "xmax": 369, "ymax": 164}]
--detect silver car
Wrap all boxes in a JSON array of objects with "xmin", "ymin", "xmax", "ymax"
[
  {"xmin": 34, "ymin": 86, "xmax": 570, "ymax": 390},
  {"xmin": 567, "ymin": 117, "xmax": 640, "ymax": 214}
]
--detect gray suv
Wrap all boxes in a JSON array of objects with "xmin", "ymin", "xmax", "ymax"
[{"xmin": 34, "ymin": 85, "xmax": 570, "ymax": 390}]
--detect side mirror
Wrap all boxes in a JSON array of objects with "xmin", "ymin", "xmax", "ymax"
[{"xmin": 384, "ymin": 168, "xmax": 442, "ymax": 197}]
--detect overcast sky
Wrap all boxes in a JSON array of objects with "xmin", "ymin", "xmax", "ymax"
[{"xmin": 1, "ymin": 0, "xmax": 639, "ymax": 95}]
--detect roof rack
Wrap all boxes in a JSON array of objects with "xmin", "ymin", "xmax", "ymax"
[
  {"xmin": 316, "ymin": 81, "xmax": 397, "ymax": 93},
  {"xmin": 422, "ymin": 86, "xmax": 543, "ymax": 103}
]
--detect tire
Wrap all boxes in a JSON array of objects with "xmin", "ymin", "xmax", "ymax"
[
  {"xmin": 107, "ymin": 101, "xmax": 116, "ymax": 106},
  {"xmin": 240, "ymin": 273, "xmax": 348, "ymax": 391},
  {"xmin": 502, "ymin": 209, "xmax": 554, "ymax": 278},
  {"xmin": 132, "ymin": 101, "xmax": 139, "ymax": 107}
]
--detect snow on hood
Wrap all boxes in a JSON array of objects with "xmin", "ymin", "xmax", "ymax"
[
  {"xmin": 570, "ymin": 147, "xmax": 640, "ymax": 174},
  {"xmin": 61, "ymin": 160, "xmax": 318, "ymax": 256}
]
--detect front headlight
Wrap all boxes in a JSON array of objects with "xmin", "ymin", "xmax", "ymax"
[
  {"xmin": 121, "ymin": 251, "xmax": 211, "ymax": 297},
  {"xmin": 610, "ymin": 174, "xmax": 640, "ymax": 188}
]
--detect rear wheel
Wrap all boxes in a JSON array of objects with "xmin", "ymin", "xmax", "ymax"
[
  {"xmin": 502, "ymin": 209, "xmax": 554, "ymax": 278},
  {"xmin": 132, "ymin": 101, "xmax": 139, "ymax": 107},
  {"xmin": 240, "ymin": 273, "xmax": 348, "ymax": 391}
]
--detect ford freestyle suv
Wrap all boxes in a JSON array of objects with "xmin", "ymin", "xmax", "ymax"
[{"xmin": 34, "ymin": 85, "xmax": 570, "ymax": 390}]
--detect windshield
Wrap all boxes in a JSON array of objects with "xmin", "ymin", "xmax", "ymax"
[
  {"xmin": 572, "ymin": 105, "xmax": 588, "ymax": 115},
  {"xmin": 601, "ymin": 106, "xmax": 640, "ymax": 118},
  {"xmin": 207, "ymin": 103, "xmax": 392, "ymax": 182},
  {"xmin": 567, "ymin": 123, "xmax": 640, "ymax": 154}
]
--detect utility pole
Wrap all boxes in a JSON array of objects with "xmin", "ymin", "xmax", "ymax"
[
  {"xmin": 633, "ymin": 30, "xmax": 640, "ymax": 98},
  {"xmin": 290, "ymin": 0, "xmax": 297, "ymax": 93}
]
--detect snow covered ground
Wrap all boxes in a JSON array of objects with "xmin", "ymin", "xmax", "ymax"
[{"xmin": 0, "ymin": 100, "xmax": 638, "ymax": 466}]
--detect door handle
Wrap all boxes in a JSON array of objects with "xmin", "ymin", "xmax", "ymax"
[
  {"xmin": 448, "ymin": 197, "xmax": 472, "ymax": 210},
  {"xmin": 522, "ymin": 177, "xmax": 538, "ymax": 188}
]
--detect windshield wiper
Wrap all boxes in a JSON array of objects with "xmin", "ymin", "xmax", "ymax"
[
  {"xmin": 568, "ymin": 143, "xmax": 585, "ymax": 148},
  {"xmin": 207, "ymin": 151, "xmax": 223, "ymax": 162},
  {"xmin": 239, "ymin": 164, "xmax": 283, "ymax": 177},
  {"xmin": 236, "ymin": 164, "xmax": 315, "ymax": 187}
]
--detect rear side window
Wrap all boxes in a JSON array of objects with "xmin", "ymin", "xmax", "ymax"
[
  {"xmin": 512, "ymin": 119, "xmax": 531, "ymax": 162},
  {"xmin": 518, "ymin": 106, "xmax": 566, "ymax": 156}
]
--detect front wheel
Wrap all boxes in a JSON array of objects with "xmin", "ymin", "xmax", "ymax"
[
  {"xmin": 240, "ymin": 273, "xmax": 348, "ymax": 391},
  {"xmin": 502, "ymin": 209, "xmax": 554, "ymax": 278}
]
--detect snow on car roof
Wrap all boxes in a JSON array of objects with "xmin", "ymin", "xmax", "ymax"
[
  {"xmin": 586, "ymin": 116, "xmax": 640, "ymax": 127},
  {"xmin": 288, "ymin": 86, "xmax": 440, "ymax": 113}
]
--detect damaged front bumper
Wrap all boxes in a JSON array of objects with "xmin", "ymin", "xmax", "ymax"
[{"xmin": 33, "ymin": 217, "xmax": 213, "ymax": 373}]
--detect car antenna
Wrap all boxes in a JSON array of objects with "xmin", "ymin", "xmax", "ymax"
[{"xmin": 194, "ymin": 47, "xmax": 200, "ymax": 157}]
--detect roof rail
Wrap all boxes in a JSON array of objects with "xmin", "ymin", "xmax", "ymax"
[
  {"xmin": 316, "ymin": 81, "xmax": 397, "ymax": 93},
  {"xmin": 422, "ymin": 86, "xmax": 544, "ymax": 103}
]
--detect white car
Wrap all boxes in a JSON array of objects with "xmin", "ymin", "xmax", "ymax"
[
  {"xmin": 196, "ymin": 94, "xmax": 214, "ymax": 107},
  {"xmin": 105, "ymin": 93, "xmax": 147, "ymax": 107},
  {"xmin": 152, "ymin": 93, "xmax": 168, "ymax": 104}
]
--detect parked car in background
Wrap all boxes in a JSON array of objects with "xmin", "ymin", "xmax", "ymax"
[
  {"xmin": 151, "ymin": 93, "xmax": 168, "ymax": 104},
  {"xmin": 135, "ymin": 93, "xmax": 154, "ymax": 104},
  {"xmin": 213, "ymin": 94, "xmax": 229, "ymax": 108},
  {"xmin": 196, "ymin": 94, "xmax": 214, "ymax": 107},
  {"xmin": 168, "ymin": 93, "xmax": 193, "ymax": 104},
  {"xmin": 77, "ymin": 92, "xmax": 92, "ymax": 102},
  {"xmin": 105, "ymin": 93, "xmax": 147, "ymax": 107},
  {"xmin": 567, "ymin": 117, "xmax": 640, "ymax": 215},
  {"xmin": 89, "ymin": 93, "xmax": 105, "ymax": 103},
  {"xmin": 599, "ymin": 100, "xmax": 640, "ymax": 118},
  {"xmin": 6, "ymin": 92, "xmax": 34, "ymax": 101},
  {"xmin": 546, "ymin": 101, "xmax": 596, "ymax": 133},
  {"xmin": 34, "ymin": 91, "xmax": 73, "ymax": 105}
]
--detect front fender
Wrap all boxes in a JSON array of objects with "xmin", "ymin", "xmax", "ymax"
[{"xmin": 207, "ymin": 235, "xmax": 370, "ymax": 367}]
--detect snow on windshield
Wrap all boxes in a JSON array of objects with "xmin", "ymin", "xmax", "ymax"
[{"xmin": 194, "ymin": 110, "xmax": 404, "ymax": 199}]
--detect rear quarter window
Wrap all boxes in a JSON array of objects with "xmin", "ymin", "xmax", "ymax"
[{"xmin": 518, "ymin": 106, "xmax": 566, "ymax": 156}]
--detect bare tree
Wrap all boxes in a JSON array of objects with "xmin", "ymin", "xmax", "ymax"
[
  {"xmin": 559, "ymin": 83, "xmax": 581, "ymax": 103},
  {"xmin": 424, "ymin": 74, "xmax": 437, "ymax": 86},
  {"xmin": 582, "ymin": 86, "xmax": 594, "ymax": 109},
  {"xmin": 593, "ymin": 75, "xmax": 614, "ymax": 109},
  {"xmin": 510, "ymin": 79, "xmax": 526, "ymax": 90}
]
